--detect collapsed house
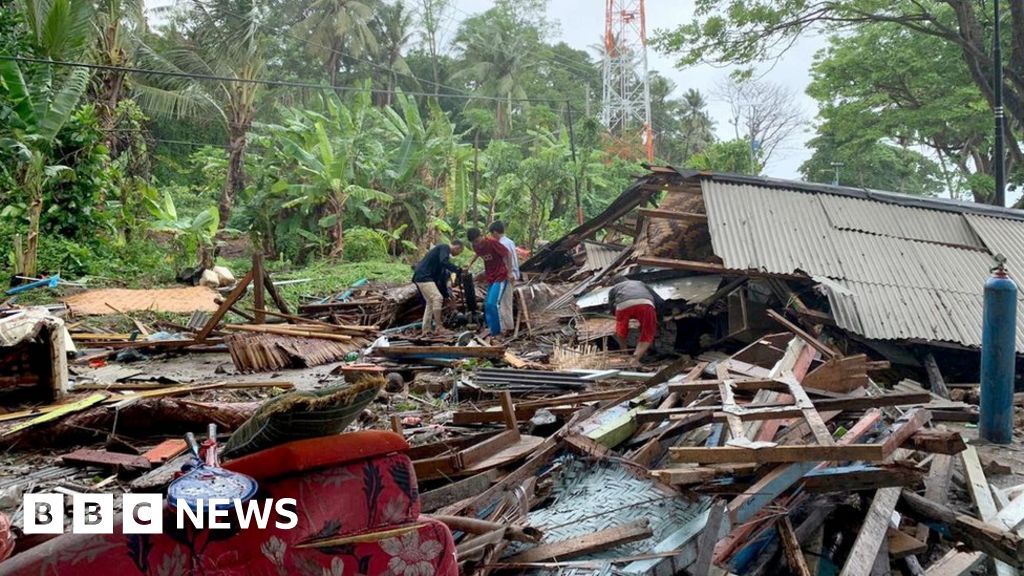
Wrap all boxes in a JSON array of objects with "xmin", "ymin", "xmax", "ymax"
[
  {"xmin": 4, "ymin": 167, "xmax": 1024, "ymax": 575},
  {"xmin": 526, "ymin": 166, "xmax": 1024, "ymax": 381}
]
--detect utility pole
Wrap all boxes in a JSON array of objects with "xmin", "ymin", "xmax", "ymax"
[
  {"xmin": 566, "ymin": 103, "xmax": 583, "ymax": 225},
  {"xmin": 993, "ymin": 0, "xmax": 1006, "ymax": 206},
  {"xmin": 831, "ymin": 162, "xmax": 844, "ymax": 186},
  {"xmin": 601, "ymin": 0, "xmax": 653, "ymax": 161}
]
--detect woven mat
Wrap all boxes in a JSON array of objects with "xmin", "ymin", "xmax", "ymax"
[{"xmin": 62, "ymin": 286, "xmax": 221, "ymax": 315}]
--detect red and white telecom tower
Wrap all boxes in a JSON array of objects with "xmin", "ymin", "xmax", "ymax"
[{"xmin": 601, "ymin": 0, "xmax": 654, "ymax": 161}]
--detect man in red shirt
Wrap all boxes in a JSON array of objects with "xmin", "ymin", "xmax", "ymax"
[{"xmin": 467, "ymin": 227, "xmax": 514, "ymax": 336}]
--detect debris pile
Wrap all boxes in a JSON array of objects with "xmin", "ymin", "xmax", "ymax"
[{"xmin": 2, "ymin": 167, "xmax": 1024, "ymax": 574}]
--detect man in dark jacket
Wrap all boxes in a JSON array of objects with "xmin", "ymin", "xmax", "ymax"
[
  {"xmin": 608, "ymin": 279, "xmax": 661, "ymax": 360},
  {"xmin": 412, "ymin": 240, "xmax": 463, "ymax": 336}
]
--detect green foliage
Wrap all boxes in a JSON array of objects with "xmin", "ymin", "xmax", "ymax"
[
  {"xmin": 343, "ymin": 227, "xmax": 391, "ymax": 262},
  {"xmin": 685, "ymin": 139, "xmax": 760, "ymax": 174},
  {"xmin": 653, "ymin": 0, "xmax": 1023, "ymax": 203},
  {"xmin": 804, "ymin": 22, "xmax": 996, "ymax": 201},
  {"xmin": 145, "ymin": 188, "xmax": 220, "ymax": 267}
]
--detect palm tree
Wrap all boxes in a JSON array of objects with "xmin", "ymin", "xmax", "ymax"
[
  {"xmin": 371, "ymin": 0, "xmax": 414, "ymax": 106},
  {"xmin": 92, "ymin": 0, "xmax": 146, "ymax": 138},
  {"xmin": 135, "ymin": 0, "xmax": 266, "ymax": 232},
  {"xmin": 452, "ymin": 10, "xmax": 536, "ymax": 137},
  {"xmin": 677, "ymin": 88, "xmax": 715, "ymax": 160},
  {"xmin": 0, "ymin": 0, "xmax": 94, "ymax": 277},
  {"xmin": 296, "ymin": 0, "xmax": 377, "ymax": 87}
]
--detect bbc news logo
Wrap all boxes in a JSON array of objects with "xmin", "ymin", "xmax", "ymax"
[{"xmin": 23, "ymin": 494, "xmax": 298, "ymax": 534}]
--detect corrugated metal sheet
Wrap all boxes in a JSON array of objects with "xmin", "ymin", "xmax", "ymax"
[
  {"xmin": 819, "ymin": 194, "xmax": 984, "ymax": 248},
  {"xmin": 822, "ymin": 280, "xmax": 1024, "ymax": 350},
  {"xmin": 575, "ymin": 275, "xmax": 723, "ymax": 309},
  {"xmin": 581, "ymin": 241, "xmax": 625, "ymax": 273},
  {"xmin": 702, "ymin": 182, "xmax": 844, "ymax": 277},
  {"xmin": 965, "ymin": 213, "xmax": 1024, "ymax": 286},
  {"xmin": 700, "ymin": 178, "xmax": 1021, "ymax": 350}
]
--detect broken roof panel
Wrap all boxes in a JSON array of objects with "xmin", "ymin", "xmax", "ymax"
[
  {"xmin": 575, "ymin": 275, "xmax": 722, "ymax": 309},
  {"xmin": 818, "ymin": 194, "xmax": 985, "ymax": 249}
]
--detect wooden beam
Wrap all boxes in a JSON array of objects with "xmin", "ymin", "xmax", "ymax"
[
  {"xmin": 420, "ymin": 471, "xmax": 498, "ymax": 512},
  {"xmin": 898, "ymin": 489, "xmax": 1024, "ymax": 567},
  {"xmin": 374, "ymin": 345, "xmax": 506, "ymax": 359},
  {"xmin": 923, "ymin": 353, "xmax": 951, "ymax": 400},
  {"xmin": 638, "ymin": 208, "xmax": 708, "ymax": 223},
  {"xmin": 638, "ymin": 391, "xmax": 932, "ymax": 424},
  {"xmin": 838, "ymin": 487, "xmax": 902, "ymax": 576},
  {"xmin": 916, "ymin": 454, "xmax": 955, "ymax": 543},
  {"xmin": 923, "ymin": 550, "xmax": 984, "ymax": 576},
  {"xmin": 636, "ymin": 256, "xmax": 807, "ymax": 280},
  {"xmin": 504, "ymin": 519, "xmax": 653, "ymax": 563},
  {"xmin": 779, "ymin": 516, "xmax": 813, "ymax": 576},
  {"xmin": 766, "ymin": 309, "xmax": 837, "ymax": 359},
  {"xmin": 252, "ymin": 252, "xmax": 266, "ymax": 324},
  {"xmin": 196, "ymin": 269, "xmax": 254, "ymax": 341},
  {"xmin": 671, "ymin": 443, "xmax": 886, "ymax": 465}
]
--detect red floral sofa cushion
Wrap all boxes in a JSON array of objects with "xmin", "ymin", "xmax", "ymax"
[{"xmin": 0, "ymin": 431, "xmax": 457, "ymax": 576}]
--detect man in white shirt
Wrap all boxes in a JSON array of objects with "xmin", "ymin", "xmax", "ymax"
[{"xmin": 489, "ymin": 221, "xmax": 519, "ymax": 331}]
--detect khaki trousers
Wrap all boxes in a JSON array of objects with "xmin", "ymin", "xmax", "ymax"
[{"xmin": 416, "ymin": 282, "xmax": 443, "ymax": 332}]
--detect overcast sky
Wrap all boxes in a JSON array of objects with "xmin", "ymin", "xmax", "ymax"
[{"xmin": 145, "ymin": 0, "xmax": 823, "ymax": 179}]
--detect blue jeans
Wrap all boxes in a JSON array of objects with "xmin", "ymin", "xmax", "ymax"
[{"xmin": 485, "ymin": 281, "xmax": 508, "ymax": 335}]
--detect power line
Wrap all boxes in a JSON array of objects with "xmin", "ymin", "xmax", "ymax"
[{"xmin": 0, "ymin": 55, "xmax": 569, "ymax": 104}]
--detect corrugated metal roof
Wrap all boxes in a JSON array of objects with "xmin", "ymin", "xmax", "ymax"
[
  {"xmin": 819, "ymin": 194, "xmax": 985, "ymax": 249},
  {"xmin": 822, "ymin": 280, "xmax": 1024, "ymax": 350},
  {"xmin": 699, "ymin": 178, "xmax": 1019, "ymax": 350}
]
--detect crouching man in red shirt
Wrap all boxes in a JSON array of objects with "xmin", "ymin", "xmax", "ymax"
[{"xmin": 608, "ymin": 279, "xmax": 660, "ymax": 361}]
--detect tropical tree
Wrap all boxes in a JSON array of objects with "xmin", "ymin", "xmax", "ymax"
[
  {"xmin": 92, "ymin": 0, "xmax": 146, "ymax": 137},
  {"xmin": 370, "ymin": 0, "xmax": 414, "ymax": 106},
  {"xmin": 269, "ymin": 90, "xmax": 393, "ymax": 257},
  {"xmin": 452, "ymin": 0, "xmax": 548, "ymax": 137},
  {"xmin": 296, "ymin": 0, "xmax": 378, "ymax": 87},
  {"xmin": 0, "ymin": 0, "xmax": 94, "ymax": 277},
  {"xmin": 676, "ymin": 89, "xmax": 715, "ymax": 161},
  {"xmin": 136, "ymin": 0, "xmax": 267, "ymax": 229},
  {"xmin": 417, "ymin": 0, "xmax": 452, "ymax": 94},
  {"xmin": 652, "ymin": 0, "xmax": 1023, "ymax": 204}
]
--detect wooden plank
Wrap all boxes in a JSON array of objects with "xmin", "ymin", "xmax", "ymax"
[
  {"xmin": 505, "ymin": 519, "xmax": 653, "ymax": 563},
  {"xmin": 923, "ymin": 353, "xmax": 951, "ymax": 399},
  {"xmin": 1, "ymin": 393, "xmax": 108, "ymax": 436},
  {"xmin": 142, "ymin": 439, "xmax": 188, "ymax": 464},
  {"xmin": 996, "ymin": 492, "xmax": 1024, "ymax": 532},
  {"xmin": 638, "ymin": 208, "xmax": 708, "ymax": 223},
  {"xmin": 420, "ymin": 471, "xmax": 498, "ymax": 512},
  {"xmin": 636, "ymin": 256, "xmax": 807, "ymax": 280},
  {"xmin": 881, "ymin": 409, "xmax": 932, "ymax": 457},
  {"xmin": 668, "ymin": 378, "xmax": 787, "ymax": 393},
  {"xmin": 839, "ymin": 487, "xmax": 902, "ymax": 576},
  {"xmin": 923, "ymin": 549, "xmax": 984, "ymax": 576},
  {"xmin": 916, "ymin": 454, "xmax": 955, "ymax": 543},
  {"xmin": 693, "ymin": 501, "xmax": 728, "ymax": 576},
  {"xmin": 62, "ymin": 448, "xmax": 151, "ymax": 472},
  {"xmin": 779, "ymin": 516, "xmax": 813, "ymax": 576},
  {"xmin": 725, "ymin": 409, "xmax": 883, "ymax": 529},
  {"xmin": 889, "ymin": 530, "xmax": 927, "ymax": 559},
  {"xmin": 717, "ymin": 365, "xmax": 746, "ymax": 442},
  {"xmin": 375, "ymin": 345, "xmax": 506, "ymax": 359},
  {"xmin": 672, "ymin": 443, "xmax": 886, "ymax": 465},
  {"xmin": 784, "ymin": 375, "xmax": 834, "ymax": 446},
  {"xmin": 899, "ymin": 489, "xmax": 1024, "ymax": 567},
  {"xmin": 766, "ymin": 309, "xmax": 837, "ymax": 359},
  {"xmin": 639, "ymin": 391, "xmax": 931, "ymax": 424},
  {"xmin": 196, "ymin": 269, "xmax": 254, "ymax": 341},
  {"xmin": 651, "ymin": 467, "xmax": 719, "ymax": 486}
]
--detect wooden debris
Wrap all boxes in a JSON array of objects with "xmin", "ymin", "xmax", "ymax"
[{"xmin": 505, "ymin": 519, "xmax": 653, "ymax": 563}]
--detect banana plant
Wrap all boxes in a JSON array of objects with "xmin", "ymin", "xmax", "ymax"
[
  {"xmin": 0, "ymin": 0, "xmax": 94, "ymax": 277},
  {"xmin": 144, "ymin": 188, "xmax": 220, "ymax": 268},
  {"xmin": 269, "ymin": 91, "xmax": 393, "ymax": 258}
]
